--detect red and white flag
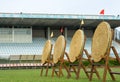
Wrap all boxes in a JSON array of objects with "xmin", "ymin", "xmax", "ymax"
[
  {"xmin": 99, "ymin": 9, "xmax": 104, "ymax": 15},
  {"xmin": 60, "ymin": 27, "xmax": 63, "ymax": 33}
]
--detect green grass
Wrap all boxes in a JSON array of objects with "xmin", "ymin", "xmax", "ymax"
[{"xmin": 0, "ymin": 67, "xmax": 120, "ymax": 82}]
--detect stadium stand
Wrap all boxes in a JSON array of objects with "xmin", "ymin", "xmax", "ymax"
[
  {"xmin": 0, "ymin": 38, "xmax": 46, "ymax": 58},
  {"xmin": 0, "ymin": 13, "xmax": 120, "ymax": 71},
  {"xmin": 0, "ymin": 27, "xmax": 120, "ymax": 70},
  {"xmin": 0, "ymin": 54, "xmax": 42, "ymax": 69}
]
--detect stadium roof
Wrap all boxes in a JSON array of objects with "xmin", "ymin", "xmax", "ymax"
[{"xmin": 0, "ymin": 13, "xmax": 120, "ymax": 29}]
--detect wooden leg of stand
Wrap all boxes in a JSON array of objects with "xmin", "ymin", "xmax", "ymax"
[
  {"xmin": 45, "ymin": 63, "xmax": 49, "ymax": 76},
  {"xmin": 52, "ymin": 66, "xmax": 55, "ymax": 77},
  {"xmin": 61, "ymin": 70, "xmax": 64, "ymax": 76},
  {"xmin": 77, "ymin": 63, "xmax": 81, "ymax": 79},
  {"xmin": 81, "ymin": 64, "xmax": 89, "ymax": 79},
  {"xmin": 72, "ymin": 66, "xmax": 78, "ymax": 79},
  {"xmin": 89, "ymin": 65, "xmax": 94, "ymax": 81},
  {"xmin": 59, "ymin": 64, "xmax": 62, "ymax": 77},
  {"xmin": 103, "ymin": 57, "xmax": 109, "ymax": 82},
  {"xmin": 64, "ymin": 64, "xmax": 71, "ymax": 78},
  {"xmin": 77, "ymin": 60, "xmax": 83, "ymax": 79},
  {"xmin": 40, "ymin": 67, "xmax": 43, "ymax": 76},
  {"xmin": 112, "ymin": 46, "xmax": 120, "ymax": 63},
  {"xmin": 103, "ymin": 65, "xmax": 107, "ymax": 82},
  {"xmin": 108, "ymin": 66, "xmax": 116, "ymax": 81},
  {"xmin": 94, "ymin": 66, "xmax": 100, "ymax": 80},
  {"xmin": 55, "ymin": 71, "xmax": 58, "ymax": 76}
]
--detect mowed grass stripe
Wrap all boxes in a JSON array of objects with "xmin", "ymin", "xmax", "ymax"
[{"xmin": 0, "ymin": 67, "xmax": 120, "ymax": 82}]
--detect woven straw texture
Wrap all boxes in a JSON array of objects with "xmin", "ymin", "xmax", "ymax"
[
  {"xmin": 91, "ymin": 21, "xmax": 111, "ymax": 62},
  {"xmin": 41, "ymin": 40, "xmax": 52, "ymax": 64},
  {"xmin": 53, "ymin": 35, "xmax": 66, "ymax": 64},
  {"xmin": 69, "ymin": 29, "xmax": 84, "ymax": 62}
]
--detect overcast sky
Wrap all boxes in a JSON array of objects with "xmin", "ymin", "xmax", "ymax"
[{"xmin": 0, "ymin": 0, "xmax": 119, "ymax": 15}]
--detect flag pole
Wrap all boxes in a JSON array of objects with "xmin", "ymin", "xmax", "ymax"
[
  {"xmin": 80, "ymin": 19, "xmax": 84, "ymax": 29},
  {"xmin": 60, "ymin": 27, "xmax": 64, "ymax": 35},
  {"xmin": 99, "ymin": 9, "xmax": 105, "ymax": 21},
  {"xmin": 50, "ymin": 31, "xmax": 55, "ymax": 45}
]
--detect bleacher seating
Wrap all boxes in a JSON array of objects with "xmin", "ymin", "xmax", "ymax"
[
  {"xmin": 0, "ymin": 37, "xmax": 120, "ymax": 69},
  {"xmin": 2, "ymin": 37, "xmax": 118, "ymax": 58},
  {"xmin": 0, "ymin": 38, "xmax": 46, "ymax": 59},
  {"xmin": 0, "ymin": 55, "xmax": 42, "ymax": 69},
  {"xmin": 9, "ymin": 55, "xmax": 21, "ymax": 63}
]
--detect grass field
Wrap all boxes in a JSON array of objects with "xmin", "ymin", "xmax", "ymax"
[{"xmin": 0, "ymin": 67, "xmax": 120, "ymax": 82}]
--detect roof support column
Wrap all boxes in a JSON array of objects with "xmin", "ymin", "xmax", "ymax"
[
  {"xmin": 12, "ymin": 26, "xmax": 14, "ymax": 42},
  {"xmin": 65, "ymin": 27, "xmax": 67, "ymax": 41},
  {"xmin": 47, "ymin": 27, "xmax": 50, "ymax": 40}
]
